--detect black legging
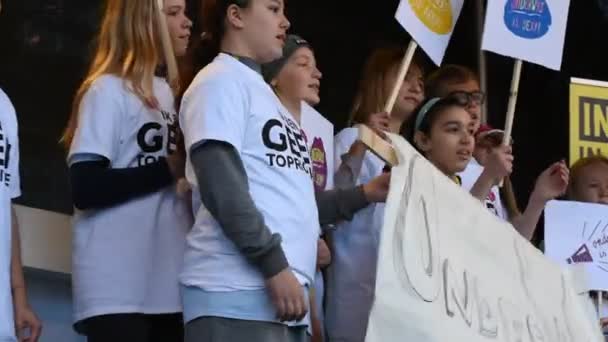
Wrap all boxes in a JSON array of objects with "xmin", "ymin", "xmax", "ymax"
[{"xmin": 83, "ymin": 313, "xmax": 183, "ymax": 342}]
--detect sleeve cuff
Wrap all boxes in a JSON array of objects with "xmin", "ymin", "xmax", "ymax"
[
  {"xmin": 257, "ymin": 237, "xmax": 289, "ymax": 279},
  {"xmin": 352, "ymin": 185, "xmax": 370, "ymax": 209}
]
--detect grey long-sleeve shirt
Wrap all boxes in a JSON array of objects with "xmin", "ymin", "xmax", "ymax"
[{"xmin": 191, "ymin": 140, "xmax": 369, "ymax": 279}]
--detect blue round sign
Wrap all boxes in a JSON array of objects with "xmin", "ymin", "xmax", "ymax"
[{"xmin": 504, "ymin": 0, "xmax": 552, "ymax": 39}]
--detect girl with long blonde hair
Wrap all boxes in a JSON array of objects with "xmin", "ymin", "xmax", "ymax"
[{"xmin": 62, "ymin": 0, "xmax": 192, "ymax": 340}]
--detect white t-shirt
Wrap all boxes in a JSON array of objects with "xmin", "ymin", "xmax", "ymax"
[
  {"xmin": 0, "ymin": 89, "xmax": 21, "ymax": 342},
  {"xmin": 68, "ymin": 75, "xmax": 191, "ymax": 326},
  {"xmin": 325, "ymin": 127, "xmax": 385, "ymax": 342},
  {"xmin": 179, "ymin": 53, "xmax": 319, "ymax": 291},
  {"xmin": 458, "ymin": 159, "xmax": 509, "ymax": 221}
]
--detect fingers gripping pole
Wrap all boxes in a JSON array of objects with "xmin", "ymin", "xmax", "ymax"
[
  {"xmin": 155, "ymin": 0, "xmax": 180, "ymax": 94},
  {"xmin": 384, "ymin": 41, "xmax": 419, "ymax": 115}
]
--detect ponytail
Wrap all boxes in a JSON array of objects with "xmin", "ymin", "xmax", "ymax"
[{"xmin": 179, "ymin": 0, "xmax": 251, "ymax": 96}]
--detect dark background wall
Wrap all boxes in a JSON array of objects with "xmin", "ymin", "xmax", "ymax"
[{"xmin": 0, "ymin": 0, "xmax": 607, "ymax": 242}]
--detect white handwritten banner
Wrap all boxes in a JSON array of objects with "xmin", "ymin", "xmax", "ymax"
[
  {"xmin": 365, "ymin": 135, "xmax": 602, "ymax": 342},
  {"xmin": 482, "ymin": 0, "xmax": 571, "ymax": 70},
  {"xmin": 545, "ymin": 200, "xmax": 608, "ymax": 292},
  {"xmin": 395, "ymin": 0, "xmax": 465, "ymax": 65}
]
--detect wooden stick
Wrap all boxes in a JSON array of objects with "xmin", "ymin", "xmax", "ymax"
[
  {"xmin": 358, "ymin": 125, "xmax": 399, "ymax": 166},
  {"xmin": 600, "ymin": 291, "xmax": 604, "ymax": 321},
  {"xmin": 358, "ymin": 41, "xmax": 418, "ymax": 166},
  {"xmin": 384, "ymin": 41, "xmax": 419, "ymax": 114},
  {"xmin": 502, "ymin": 59, "xmax": 523, "ymax": 145},
  {"xmin": 155, "ymin": 0, "xmax": 180, "ymax": 93},
  {"xmin": 499, "ymin": 59, "xmax": 522, "ymax": 187}
]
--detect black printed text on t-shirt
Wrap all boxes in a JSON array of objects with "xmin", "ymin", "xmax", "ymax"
[
  {"xmin": 137, "ymin": 110, "xmax": 178, "ymax": 166},
  {"xmin": 0, "ymin": 121, "xmax": 12, "ymax": 187},
  {"xmin": 262, "ymin": 112, "xmax": 312, "ymax": 176}
]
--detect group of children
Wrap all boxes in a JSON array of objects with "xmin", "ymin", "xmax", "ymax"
[{"xmin": 0, "ymin": 0, "xmax": 607, "ymax": 342}]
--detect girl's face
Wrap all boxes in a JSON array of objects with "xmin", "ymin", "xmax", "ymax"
[
  {"xmin": 239, "ymin": 0, "xmax": 290, "ymax": 63},
  {"xmin": 416, "ymin": 106, "xmax": 475, "ymax": 176},
  {"xmin": 388, "ymin": 64, "xmax": 424, "ymax": 122},
  {"xmin": 164, "ymin": 0, "xmax": 192, "ymax": 57},
  {"xmin": 273, "ymin": 47, "xmax": 322, "ymax": 106},
  {"xmin": 572, "ymin": 162, "xmax": 608, "ymax": 205}
]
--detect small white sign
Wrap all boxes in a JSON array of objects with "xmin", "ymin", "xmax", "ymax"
[
  {"xmin": 545, "ymin": 200, "xmax": 608, "ymax": 292},
  {"xmin": 395, "ymin": 0, "xmax": 465, "ymax": 65},
  {"xmin": 300, "ymin": 102, "xmax": 334, "ymax": 191},
  {"xmin": 482, "ymin": 0, "xmax": 571, "ymax": 70}
]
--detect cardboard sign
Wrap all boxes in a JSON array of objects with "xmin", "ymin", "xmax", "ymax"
[
  {"xmin": 395, "ymin": 0, "xmax": 465, "ymax": 65},
  {"xmin": 301, "ymin": 102, "xmax": 334, "ymax": 191},
  {"xmin": 570, "ymin": 77, "xmax": 608, "ymax": 165},
  {"xmin": 482, "ymin": 0, "xmax": 571, "ymax": 70},
  {"xmin": 545, "ymin": 200, "xmax": 608, "ymax": 292},
  {"xmin": 365, "ymin": 134, "xmax": 602, "ymax": 342}
]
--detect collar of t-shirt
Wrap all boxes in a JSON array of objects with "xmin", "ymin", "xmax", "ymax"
[{"xmin": 221, "ymin": 52, "xmax": 262, "ymax": 75}]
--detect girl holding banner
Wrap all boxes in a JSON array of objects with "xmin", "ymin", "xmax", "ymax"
[
  {"xmin": 62, "ymin": 0, "xmax": 192, "ymax": 340},
  {"xmin": 325, "ymin": 46, "xmax": 425, "ymax": 342},
  {"xmin": 425, "ymin": 65, "xmax": 569, "ymax": 241}
]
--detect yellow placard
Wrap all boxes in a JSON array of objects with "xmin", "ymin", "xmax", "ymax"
[
  {"xmin": 570, "ymin": 78, "xmax": 608, "ymax": 165},
  {"xmin": 409, "ymin": 0, "xmax": 453, "ymax": 35}
]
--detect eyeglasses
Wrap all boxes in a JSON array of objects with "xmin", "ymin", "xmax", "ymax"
[{"xmin": 448, "ymin": 91, "xmax": 486, "ymax": 106}]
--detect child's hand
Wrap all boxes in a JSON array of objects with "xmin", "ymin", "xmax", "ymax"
[
  {"xmin": 316, "ymin": 239, "xmax": 331, "ymax": 269},
  {"xmin": 365, "ymin": 111, "xmax": 390, "ymax": 138},
  {"xmin": 13, "ymin": 289, "xmax": 42, "ymax": 342},
  {"xmin": 530, "ymin": 160, "xmax": 569, "ymax": 203},
  {"xmin": 482, "ymin": 145, "xmax": 514, "ymax": 184},
  {"xmin": 363, "ymin": 172, "xmax": 391, "ymax": 203},
  {"xmin": 266, "ymin": 269, "xmax": 308, "ymax": 322}
]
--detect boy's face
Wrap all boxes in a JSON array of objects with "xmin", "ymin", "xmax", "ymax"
[
  {"xmin": 572, "ymin": 162, "xmax": 608, "ymax": 205},
  {"xmin": 441, "ymin": 80, "xmax": 482, "ymax": 132}
]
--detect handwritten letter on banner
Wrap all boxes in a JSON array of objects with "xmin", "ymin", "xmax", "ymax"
[{"xmin": 365, "ymin": 135, "xmax": 602, "ymax": 342}]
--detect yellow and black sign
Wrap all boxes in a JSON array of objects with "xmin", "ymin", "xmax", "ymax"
[{"xmin": 570, "ymin": 78, "xmax": 608, "ymax": 165}]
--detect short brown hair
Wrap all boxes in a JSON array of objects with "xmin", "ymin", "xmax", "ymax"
[
  {"xmin": 425, "ymin": 64, "xmax": 479, "ymax": 98},
  {"xmin": 349, "ymin": 46, "xmax": 425, "ymax": 125}
]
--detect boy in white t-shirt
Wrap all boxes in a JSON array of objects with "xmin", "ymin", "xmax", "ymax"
[{"xmin": 0, "ymin": 87, "xmax": 42, "ymax": 341}]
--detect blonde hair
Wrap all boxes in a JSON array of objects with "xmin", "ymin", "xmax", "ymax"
[
  {"xmin": 61, "ymin": 0, "xmax": 164, "ymax": 148},
  {"xmin": 568, "ymin": 154, "xmax": 608, "ymax": 199},
  {"xmin": 348, "ymin": 47, "xmax": 424, "ymax": 126}
]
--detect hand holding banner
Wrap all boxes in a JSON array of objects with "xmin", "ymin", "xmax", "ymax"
[{"xmin": 365, "ymin": 136, "xmax": 603, "ymax": 342}]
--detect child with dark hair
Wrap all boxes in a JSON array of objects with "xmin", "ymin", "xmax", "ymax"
[{"xmin": 426, "ymin": 65, "xmax": 568, "ymax": 241}]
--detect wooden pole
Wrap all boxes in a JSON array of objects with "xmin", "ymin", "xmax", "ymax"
[
  {"xmin": 499, "ymin": 59, "xmax": 522, "ymax": 187},
  {"xmin": 384, "ymin": 41, "xmax": 419, "ymax": 114},
  {"xmin": 502, "ymin": 59, "xmax": 523, "ymax": 145},
  {"xmin": 357, "ymin": 41, "xmax": 419, "ymax": 166}
]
